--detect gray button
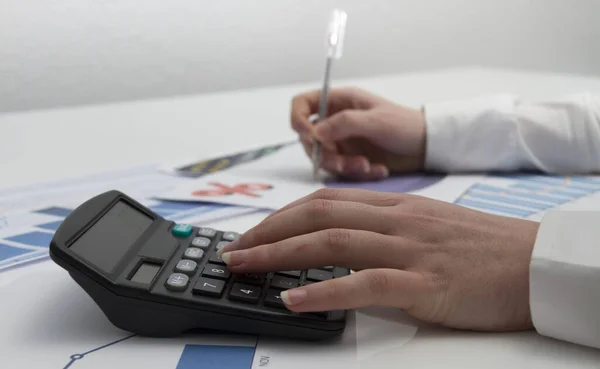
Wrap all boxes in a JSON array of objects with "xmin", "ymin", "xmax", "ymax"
[
  {"xmin": 191, "ymin": 237, "xmax": 211, "ymax": 248},
  {"xmin": 222, "ymin": 232, "xmax": 240, "ymax": 241},
  {"xmin": 197, "ymin": 227, "xmax": 217, "ymax": 238},
  {"xmin": 175, "ymin": 259, "xmax": 198, "ymax": 275},
  {"xmin": 166, "ymin": 273, "xmax": 189, "ymax": 291},
  {"xmin": 184, "ymin": 247, "xmax": 204, "ymax": 261},
  {"xmin": 216, "ymin": 241, "xmax": 230, "ymax": 250}
]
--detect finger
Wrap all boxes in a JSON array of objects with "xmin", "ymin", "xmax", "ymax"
[
  {"xmin": 299, "ymin": 134, "xmax": 314, "ymax": 158},
  {"xmin": 291, "ymin": 87, "xmax": 376, "ymax": 136},
  {"xmin": 280, "ymin": 269, "xmax": 426, "ymax": 312},
  {"xmin": 221, "ymin": 229, "xmax": 408, "ymax": 272},
  {"xmin": 221, "ymin": 188, "xmax": 403, "ymax": 254},
  {"xmin": 319, "ymin": 153, "xmax": 389, "ymax": 181},
  {"xmin": 291, "ymin": 90, "xmax": 320, "ymax": 135},
  {"xmin": 228, "ymin": 199, "xmax": 393, "ymax": 251},
  {"xmin": 254, "ymin": 187, "xmax": 402, "ymax": 228},
  {"xmin": 315, "ymin": 109, "xmax": 386, "ymax": 143}
]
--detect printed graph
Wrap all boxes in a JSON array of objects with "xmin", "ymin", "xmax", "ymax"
[
  {"xmin": 454, "ymin": 174, "xmax": 600, "ymax": 219},
  {"xmin": 0, "ymin": 200, "xmax": 235, "ymax": 273},
  {"xmin": 62, "ymin": 334, "xmax": 257, "ymax": 369}
]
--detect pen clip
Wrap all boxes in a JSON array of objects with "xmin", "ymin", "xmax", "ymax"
[{"xmin": 326, "ymin": 9, "xmax": 347, "ymax": 59}]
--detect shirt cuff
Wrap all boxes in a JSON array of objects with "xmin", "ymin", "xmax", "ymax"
[
  {"xmin": 530, "ymin": 210, "xmax": 600, "ymax": 349},
  {"xmin": 422, "ymin": 95, "xmax": 520, "ymax": 172}
]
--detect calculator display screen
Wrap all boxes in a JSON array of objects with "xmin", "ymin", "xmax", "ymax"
[{"xmin": 70, "ymin": 200, "xmax": 153, "ymax": 273}]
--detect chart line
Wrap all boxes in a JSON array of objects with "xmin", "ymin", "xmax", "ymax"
[{"xmin": 63, "ymin": 334, "xmax": 137, "ymax": 369}]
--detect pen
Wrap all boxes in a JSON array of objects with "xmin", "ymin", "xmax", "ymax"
[{"xmin": 312, "ymin": 9, "xmax": 347, "ymax": 181}]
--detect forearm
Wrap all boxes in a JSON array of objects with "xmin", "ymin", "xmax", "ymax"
[{"xmin": 423, "ymin": 93, "xmax": 600, "ymax": 173}]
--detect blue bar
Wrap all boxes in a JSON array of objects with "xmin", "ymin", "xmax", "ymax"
[
  {"xmin": 148, "ymin": 208, "xmax": 177, "ymax": 217},
  {"xmin": 511, "ymin": 184, "xmax": 584, "ymax": 198},
  {"xmin": 471, "ymin": 184, "xmax": 568, "ymax": 205},
  {"xmin": 0, "ymin": 243, "xmax": 33, "ymax": 260},
  {"xmin": 466, "ymin": 191, "xmax": 552, "ymax": 211},
  {"xmin": 515, "ymin": 177, "xmax": 600, "ymax": 192},
  {"xmin": 6, "ymin": 231, "xmax": 53, "ymax": 247},
  {"xmin": 36, "ymin": 220, "xmax": 64, "ymax": 231},
  {"xmin": 176, "ymin": 345, "xmax": 255, "ymax": 369},
  {"xmin": 152, "ymin": 201, "xmax": 206, "ymax": 212},
  {"xmin": 569, "ymin": 177, "xmax": 600, "ymax": 185},
  {"xmin": 33, "ymin": 207, "xmax": 72, "ymax": 217},
  {"xmin": 456, "ymin": 199, "xmax": 533, "ymax": 217}
]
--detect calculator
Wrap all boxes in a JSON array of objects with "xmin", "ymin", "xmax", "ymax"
[{"xmin": 49, "ymin": 190, "xmax": 350, "ymax": 340}]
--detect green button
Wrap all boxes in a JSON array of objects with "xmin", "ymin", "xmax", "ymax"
[{"xmin": 172, "ymin": 224, "xmax": 193, "ymax": 238}]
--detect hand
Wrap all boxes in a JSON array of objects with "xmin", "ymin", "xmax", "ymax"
[
  {"xmin": 218, "ymin": 188, "xmax": 540, "ymax": 332},
  {"xmin": 291, "ymin": 87, "xmax": 426, "ymax": 180}
]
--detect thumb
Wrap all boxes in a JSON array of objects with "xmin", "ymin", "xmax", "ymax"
[{"xmin": 315, "ymin": 110, "xmax": 384, "ymax": 142}]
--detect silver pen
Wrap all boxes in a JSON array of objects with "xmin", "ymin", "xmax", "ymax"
[{"xmin": 312, "ymin": 9, "xmax": 347, "ymax": 181}]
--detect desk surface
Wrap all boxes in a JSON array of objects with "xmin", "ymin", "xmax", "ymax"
[{"xmin": 2, "ymin": 67, "xmax": 600, "ymax": 367}]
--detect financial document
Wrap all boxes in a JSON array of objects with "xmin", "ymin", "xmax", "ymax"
[{"xmin": 3, "ymin": 142, "xmax": 600, "ymax": 369}]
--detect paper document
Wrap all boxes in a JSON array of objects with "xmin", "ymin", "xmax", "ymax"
[
  {"xmin": 0, "ymin": 165, "xmax": 256, "ymax": 274},
  {"xmin": 159, "ymin": 143, "xmax": 483, "ymax": 209}
]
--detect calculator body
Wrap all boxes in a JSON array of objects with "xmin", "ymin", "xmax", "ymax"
[{"xmin": 49, "ymin": 190, "xmax": 349, "ymax": 340}]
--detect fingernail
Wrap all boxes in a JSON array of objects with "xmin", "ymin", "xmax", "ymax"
[
  {"xmin": 376, "ymin": 166, "xmax": 389, "ymax": 178},
  {"xmin": 220, "ymin": 252, "xmax": 232, "ymax": 264},
  {"xmin": 218, "ymin": 239, "xmax": 239, "ymax": 257},
  {"xmin": 281, "ymin": 289, "xmax": 307, "ymax": 305},
  {"xmin": 336, "ymin": 160, "xmax": 343, "ymax": 173},
  {"xmin": 220, "ymin": 250, "xmax": 246, "ymax": 266},
  {"xmin": 362, "ymin": 161, "xmax": 371, "ymax": 173}
]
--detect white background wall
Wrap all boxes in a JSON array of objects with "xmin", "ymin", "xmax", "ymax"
[{"xmin": 1, "ymin": 0, "xmax": 599, "ymax": 113}]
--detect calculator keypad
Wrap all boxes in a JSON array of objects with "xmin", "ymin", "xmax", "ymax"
[
  {"xmin": 306, "ymin": 269, "xmax": 333, "ymax": 282},
  {"xmin": 264, "ymin": 290, "xmax": 285, "ymax": 308},
  {"xmin": 193, "ymin": 277, "xmax": 225, "ymax": 297},
  {"xmin": 215, "ymin": 241, "xmax": 229, "ymax": 250},
  {"xmin": 175, "ymin": 260, "xmax": 197, "ymax": 275},
  {"xmin": 184, "ymin": 247, "xmax": 204, "ymax": 261},
  {"xmin": 197, "ymin": 227, "xmax": 217, "ymax": 238},
  {"xmin": 230, "ymin": 283, "xmax": 261, "ymax": 303},
  {"xmin": 270, "ymin": 275, "xmax": 299, "ymax": 290},
  {"xmin": 162, "ymin": 226, "xmax": 347, "ymax": 318},
  {"xmin": 222, "ymin": 232, "xmax": 240, "ymax": 241},
  {"xmin": 191, "ymin": 237, "xmax": 211, "ymax": 248},
  {"xmin": 166, "ymin": 273, "xmax": 189, "ymax": 291},
  {"xmin": 202, "ymin": 263, "xmax": 230, "ymax": 279}
]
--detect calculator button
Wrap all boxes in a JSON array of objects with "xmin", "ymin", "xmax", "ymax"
[
  {"xmin": 193, "ymin": 277, "xmax": 225, "ymax": 297},
  {"xmin": 215, "ymin": 241, "xmax": 229, "ymax": 250},
  {"xmin": 209, "ymin": 252, "xmax": 226, "ymax": 265},
  {"xmin": 264, "ymin": 290, "xmax": 286, "ymax": 308},
  {"xmin": 183, "ymin": 247, "xmax": 204, "ymax": 261},
  {"xmin": 172, "ymin": 224, "xmax": 193, "ymax": 238},
  {"xmin": 276, "ymin": 270, "xmax": 301, "ymax": 278},
  {"xmin": 307, "ymin": 269, "xmax": 333, "ymax": 282},
  {"xmin": 229, "ymin": 283, "xmax": 261, "ymax": 304},
  {"xmin": 236, "ymin": 273, "xmax": 266, "ymax": 286},
  {"xmin": 202, "ymin": 264, "xmax": 230, "ymax": 279},
  {"xmin": 270, "ymin": 275, "xmax": 298, "ymax": 290},
  {"xmin": 166, "ymin": 273, "xmax": 189, "ymax": 292},
  {"xmin": 222, "ymin": 232, "xmax": 240, "ymax": 241},
  {"xmin": 197, "ymin": 227, "xmax": 217, "ymax": 238},
  {"xmin": 191, "ymin": 237, "xmax": 211, "ymax": 248},
  {"xmin": 174, "ymin": 259, "xmax": 197, "ymax": 275}
]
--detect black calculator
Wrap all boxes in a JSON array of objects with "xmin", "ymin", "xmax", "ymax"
[{"xmin": 49, "ymin": 190, "xmax": 350, "ymax": 340}]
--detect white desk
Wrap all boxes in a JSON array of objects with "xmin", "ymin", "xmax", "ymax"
[{"xmin": 2, "ymin": 67, "xmax": 600, "ymax": 367}]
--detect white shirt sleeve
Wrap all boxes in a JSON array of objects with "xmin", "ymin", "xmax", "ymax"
[
  {"xmin": 531, "ymin": 210, "xmax": 600, "ymax": 349},
  {"xmin": 423, "ymin": 93, "xmax": 600, "ymax": 173},
  {"xmin": 422, "ymin": 94, "xmax": 600, "ymax": 349}
]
